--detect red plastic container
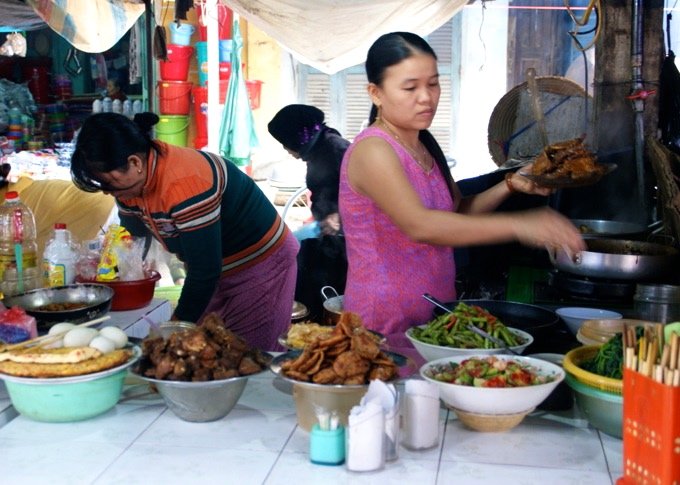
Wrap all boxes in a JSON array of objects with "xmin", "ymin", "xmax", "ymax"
[
  {"xmin": 192, "ymin": 81, "xmax": 229, "ymax": 139},
  {"xmin": 618, "ymin": 368, "xmax": 680, "ymax": 484},
  {"xmin": 246, "ymin": 80, "xmax": 263, "ymax": 110},
  {"xmin": 219, "ymin": 62, "xmax": 231, "ymax": 80},
  {"xmin": 77, "ymin": 271, "xmax": 161, "ymax": 311},
  {"xmin": 22, "ymin": 66, "xmax": 50, "ymax": 104},
  {"xmin": 194, "ymin": 137, "xmax": 209, "ymax": 149},
  {"xmin": 196, "ymin": 3, "xmax": 233, "ymax": 41},
  {"xmin": 159, "ymin": 44, "xmax": 194, "ymax": 81},
  {"xmin": 157, "ymin": 80, "xmax": 193, "ymax": 115},
  {"xmin": 192, "ymin": 86, "xmax": 208, "ymax": 139}
]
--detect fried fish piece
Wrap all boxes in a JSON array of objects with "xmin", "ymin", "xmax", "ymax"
[
  {"xmin": 332, "ymin": 350, "xmax": 370, "ymax": 378},
  {"xmin": 351, "ymin": 333, "xmax": 380, "ymax": 360},
  {"xmin": 0, "ymin": 349, "xmax": 132, "ymax": 378},
  {"xmin": 0, "ymin": 346, "xmax": 102, "ymax": 364}
]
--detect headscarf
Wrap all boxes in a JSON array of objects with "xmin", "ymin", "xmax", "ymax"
[{"xmin": 267, "ymin": 104, "xmax": 325, "ymax": 155}]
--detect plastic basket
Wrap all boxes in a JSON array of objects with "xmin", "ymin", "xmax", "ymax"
[
  {"xmin": 563, "ymin": 345, "xmax": 623, "ymax": 394},
  {"xmin": 617, "ymin": 368, "xmax": 680, "ymax": 484}
]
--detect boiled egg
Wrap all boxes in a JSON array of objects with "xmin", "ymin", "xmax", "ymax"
[
  {"xmin": 63, "ymin": 327, "xmax": 99, "ymax": 347},
  {"xmin": 44, "ymin": 322, "xmax": 78, "ymax": 348},
  {"xmin": 89, "ymin": 335, "xmax": 116, "ymax": 354},
  {"xmin": 98, "ymin": 326, "xmax": 128, "ymax": 349}
]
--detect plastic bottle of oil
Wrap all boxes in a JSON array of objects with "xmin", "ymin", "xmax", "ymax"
[
  {"xmin": 42, "ymin": 223, "xmax": 77, "ymax": 287},
  {"xmin": 0, "ymin": 191, "xmax": 39, "ymax": 285}
]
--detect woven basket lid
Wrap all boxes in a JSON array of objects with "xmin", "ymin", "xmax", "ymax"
[{"xmin": 487, "ymin": 76, "xmax": 592, "ymax": 166}]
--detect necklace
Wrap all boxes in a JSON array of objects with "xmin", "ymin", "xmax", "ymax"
[{"xmin": 379, "ymin": 119, "xmax": 432, "ymax": 171}]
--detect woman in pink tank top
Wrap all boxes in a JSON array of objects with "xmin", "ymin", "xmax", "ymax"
[{"xmin": 339, "ymin": 32, "xmax": 585, "ymax": 356}]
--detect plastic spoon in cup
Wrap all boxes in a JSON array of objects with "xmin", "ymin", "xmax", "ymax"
[{"xmin": 421, "ymin": 293, "xmax": 521, "ymax": 356}]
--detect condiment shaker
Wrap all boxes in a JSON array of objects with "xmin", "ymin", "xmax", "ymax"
[{"xmin": 401, "ymin": 380, "xmax": 440, "ymax": 450}]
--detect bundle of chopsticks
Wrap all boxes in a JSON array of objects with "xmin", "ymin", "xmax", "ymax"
[{"xmin": 623, "ymin": 323, "xmax": 680, "ymax": 386}]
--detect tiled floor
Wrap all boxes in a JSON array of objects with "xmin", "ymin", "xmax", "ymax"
[{"xmin": 0, "ymin": 370, "xmax": 623, "ymax": 485}]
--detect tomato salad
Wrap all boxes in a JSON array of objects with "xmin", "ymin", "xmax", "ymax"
[{"xmin": 429, "ymin": 356, "xmax": 555, "ymax": 388}]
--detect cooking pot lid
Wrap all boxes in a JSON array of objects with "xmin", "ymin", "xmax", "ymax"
[{"xmin": 292, "ymin": 301, "xmax": 309, "ymax": 319}]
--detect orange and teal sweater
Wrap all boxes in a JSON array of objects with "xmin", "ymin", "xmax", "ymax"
[{"xmin": 116, "ymin": 141, "xmax": 289, "ymax": 322}]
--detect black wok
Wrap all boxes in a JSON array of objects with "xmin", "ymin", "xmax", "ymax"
[
  {"xmin": 433, "ymin": 299, "xmax": 560, "ymax": 353},
  {"xmin": 2, "ymin": 284, "xmax": 114, "ymax": 329},
  {"xmin": 571, "ymin": 219, "xmax": 648, "ymax": 239}
]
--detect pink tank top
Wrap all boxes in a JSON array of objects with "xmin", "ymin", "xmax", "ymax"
[{"xmin": 339, "ymin": 127, "xmax": 457, "ymax": 337}]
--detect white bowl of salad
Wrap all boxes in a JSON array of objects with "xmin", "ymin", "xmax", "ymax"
[{"xmin": 420, "ymin": 355, "xmax": 565, "ymax": 416}]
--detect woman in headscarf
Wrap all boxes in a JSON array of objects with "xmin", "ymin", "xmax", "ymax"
[{"xmin": 268, "ymin": 104, "xmax": 349, "ymax": 240}]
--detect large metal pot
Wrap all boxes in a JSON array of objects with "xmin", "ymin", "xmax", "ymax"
[
  {"xmin": 321, "ymin": 286, "xmax": 343, "ymax": 325},
  {"xmin": 570, "ymin": 219, "xmax": 648, "ymax": 239},
  {"xmin": 550, "ymin": 239, "xmax": 679, "ymax": 280}
]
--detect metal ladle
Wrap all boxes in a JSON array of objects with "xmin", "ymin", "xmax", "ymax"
[{"xmin": 421, "ymin": 293, "xmax": 521, "ymax": 356}]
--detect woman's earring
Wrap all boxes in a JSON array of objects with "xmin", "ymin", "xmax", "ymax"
[
  {"xmin": 138, "ymin": 169, "xmax": 142, "ymax": 174},
  {"xmin": 376, "ymin": 106, "xmax": 382, "ymax": 122}
]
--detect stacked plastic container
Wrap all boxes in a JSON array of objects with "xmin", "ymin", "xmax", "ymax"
[
  {"xmin": 53, "ymin": 74, "xmax": 72, "ymax": 101},
  {"xmin": 192, "ymin": 4, "xmax": 233, "ymax": 149},
  {"xmin": 156, "ymin": 22, "xmax": 195, "ymax": 147}
]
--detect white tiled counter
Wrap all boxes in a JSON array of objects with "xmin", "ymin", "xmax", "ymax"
[{"xmin": 0, "ymin": 364, "xmax": 624, "ymax": 485}]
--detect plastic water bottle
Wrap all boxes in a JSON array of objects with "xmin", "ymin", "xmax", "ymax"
[
  {"xmin": 112, "ymin": 99, "xmax": 123, "ymax": 114},
  {"xmin": 132, "ymin": 99, "xmax": 143, "ymax": 115},
  {"xmin": 92, "ymin": 99, "xmax": 102, "ymax": 114},
  {"xmin": 0, "ymin": 191, "xmax": 39, "ymax": 285},
  {"xmin": 102, "ymin": 97, "xmax": 112, "ymax": 113},
  {"xmin": 122, "ymin": 99, "xmax": 133, "ymax": 118},
  {"xmin": 42, "ymin": 223, "xmax": 77, "ymax": 287}
]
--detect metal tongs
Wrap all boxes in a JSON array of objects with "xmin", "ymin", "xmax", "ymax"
[{"xmin": 421, "ymin": 293, "xmax": 521, "ymax": 356}]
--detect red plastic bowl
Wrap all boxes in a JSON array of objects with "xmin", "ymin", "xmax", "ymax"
[{"xmin": 76, "ymin": 271, "xmax": 161, "ymax": 311}]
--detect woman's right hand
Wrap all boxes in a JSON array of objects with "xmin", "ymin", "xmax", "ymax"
[{"xmin": 511, "ymin": 207, "xmax": 586, "ymax": 253}]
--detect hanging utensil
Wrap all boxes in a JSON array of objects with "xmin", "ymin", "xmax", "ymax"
[
  {"xmin": 64, "ymin": 48, "xmax": 82, "ymax": 76},
  {"xmin": 526, "ymin": 67, "xmax": 550, "ymax": 147},
  {"xmin": 421, "ymin": 293, "xmax": 521, "ymax": 356}
]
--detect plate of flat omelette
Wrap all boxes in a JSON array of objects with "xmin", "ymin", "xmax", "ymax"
[{"xmin": 0, "ymin": 345, "xmax": 141, "ymax": 384}]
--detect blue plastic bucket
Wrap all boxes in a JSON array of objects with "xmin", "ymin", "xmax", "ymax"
[
  {"xmin": 219, "ymin": 39, "xmax": 233, "ymax": 62},
  {"xmin": 169, "ymin": 22, "xmax": 195, "ymax": 46}
]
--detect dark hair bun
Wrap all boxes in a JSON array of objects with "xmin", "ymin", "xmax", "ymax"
[{"xmin": 133, "ymin": 112, "xmax": 160, "ymax": 133}]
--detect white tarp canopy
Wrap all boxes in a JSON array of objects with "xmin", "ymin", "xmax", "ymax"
[
  {"xmin": 220, "ymin": 0, "xmax": 468, "ymax": 73},
  {"xmin": 3, "ymin": 0, "xmax": 467, "ymax": 71}
]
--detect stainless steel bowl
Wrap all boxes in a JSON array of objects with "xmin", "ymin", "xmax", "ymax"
[
  {"xmin": 130, "ymin": 352, "xmax": 273, "ymax": 422},
  {"xmin": 2, "ymin": 284, "xmax": 115, "ymax": 329}
]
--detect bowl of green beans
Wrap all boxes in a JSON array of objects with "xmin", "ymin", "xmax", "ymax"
[{"xmin": 406, "ymin": 302, "xmax": 533, "ymax": 362}]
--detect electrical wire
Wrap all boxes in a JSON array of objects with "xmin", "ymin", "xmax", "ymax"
[{"xmin": 565, "ymin": 0, "xmax": 601, "ymax": 51}]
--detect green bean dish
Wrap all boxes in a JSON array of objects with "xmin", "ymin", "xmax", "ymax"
[{"xmin": 410, "ymin": 302, "xmax": 526, "ymax": 349}]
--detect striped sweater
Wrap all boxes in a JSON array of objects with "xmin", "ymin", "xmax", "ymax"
[{"xmin": 116, "ymin": 141, "xmax": 289, "ymax": 322}]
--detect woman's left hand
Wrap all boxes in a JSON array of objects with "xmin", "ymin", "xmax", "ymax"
[{"xmin": 506, "ymin": 164, "xmax": 556, "ymax": 196}]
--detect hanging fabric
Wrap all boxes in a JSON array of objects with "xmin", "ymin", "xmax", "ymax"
[
  {"xmin": 218, "ymin": 21, "xmax": 259, "ymax": 166},
  {"xmin": 25, "ymin": 0, "xmax": 145, "ymax": 53},
  {"xmin": 220, "ymin": 0, "xmax": 467, "ymax": 74}
]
